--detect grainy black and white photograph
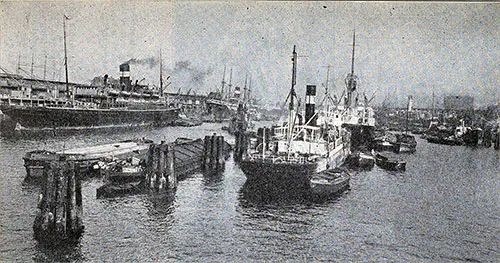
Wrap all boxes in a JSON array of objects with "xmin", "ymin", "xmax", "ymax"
[{"xmin": 0, "ymin": 1, "xmax": 498, "ymax": 262}]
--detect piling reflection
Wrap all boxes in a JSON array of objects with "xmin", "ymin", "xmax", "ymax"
[
  {"xmin": 202, "ymin": 168, "xmax": 225, "ymax": 190},
  {"xmin": 33, "ymin": 240, "xmax": 84, "ymax": 263}
]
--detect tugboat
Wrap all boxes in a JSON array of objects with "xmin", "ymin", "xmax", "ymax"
[{"xmin": 239, "ymin": 46, "xmax": 350, "ymax": 192}]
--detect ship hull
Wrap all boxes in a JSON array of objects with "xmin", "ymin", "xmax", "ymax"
[
  {"xmin": 239, "ymin": 160, "xmax": 317, "ymax": 190},
  {"xmin": 343, "ymin": 124, "xmax": 375, "ymax": 150},
  {"xmin": 0, "ymin": 105, "xmax": 179, "ymax": 131}
]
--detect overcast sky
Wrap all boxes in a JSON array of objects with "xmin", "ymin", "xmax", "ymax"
[{"xmin": 0, "ymin": 2, "xmax": 498, "ymax": 107}]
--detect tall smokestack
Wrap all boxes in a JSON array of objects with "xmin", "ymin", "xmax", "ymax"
[
  {"xmin": 234, "ymin": 86, "xmax": 241, "ymax": 99},
  {"xmin": 305, "ymin": 85, "xmax": 317, "ymax": 126},
  {"xmin": 119, "ymin": 63, "xmax": 131, "ymax": 91}
]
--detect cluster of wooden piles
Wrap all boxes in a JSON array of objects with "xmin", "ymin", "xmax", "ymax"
[
  {"xmin": 33, "ymin": 157, "xmax": 84, "ymax": 243},
  {"xmin": 97, "ymin": 135, "xmax": 230, "ymax": 198},
  {"xmin": 32, "ymin": 135, "xmax": 230, "ymax": 245}
]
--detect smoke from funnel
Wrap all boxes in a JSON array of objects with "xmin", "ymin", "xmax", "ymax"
[
  {"xmin": 169, "ymin": 60, "xmax": 213, "ymax": 85},
  {"xmin": 123, "ymin": 56, "xmax": 159, "ymax": 69}
]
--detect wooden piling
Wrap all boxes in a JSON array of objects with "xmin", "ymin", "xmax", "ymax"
[
  {"xmin": 210, "ymin": 135, "xmax": 217, "ymax": 169},
  {"xmin": 202, "ymin": 134, "xmax": 227, "ymax": 171},
  {"xmin": 217, "ymin": 136, "xmax": 225, "ymax": 166},
  {"xmin": 166, "ymin": 144, "xmax": 176, "ymax": 189},
  {"xmin": 204, "ymin": 136, "xmax": 212, "ymax": 169},
  {"xmin": 34, "ymin": 158, "xmax": 83, "ymax": 243}
]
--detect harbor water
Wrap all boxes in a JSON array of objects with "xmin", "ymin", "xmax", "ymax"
[{"xmin": 0, "ymin": 123, "xmax": 499, "ymax": 262}]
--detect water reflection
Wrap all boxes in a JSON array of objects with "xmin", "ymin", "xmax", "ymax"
[
  {"xmin": 33, "ymin": 240, "xmax": 84, "ymax": 263},
  {"xmin": 202, "ymin": 169, "xmax": 225, "ymax": 190}
]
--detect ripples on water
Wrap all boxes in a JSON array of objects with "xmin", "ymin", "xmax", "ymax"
[{"xmin": 0, "ymin": 124, "xmax": 499, "ymax": 262}]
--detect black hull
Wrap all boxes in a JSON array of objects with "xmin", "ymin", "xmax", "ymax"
[
  {"xmin": 462, "ymin": 129, "xmax": 481, "ymax": 146},
  {"xmin": 0, "ymin": 105, "xmax": 179, "ymax": 132},
  {"xmin": 343, "ymin": 124, "xmax": 375, "ymax": 150},
  {"xmin": 239, "ymin": 160, "xmax": 317, "ymax": 191},
  {"xmin": 375, "ymin": 154, "xmax": 406, "ymax": 171},
  {"xmin": 426, "ymin": 135, "xmax": 463, "ymax": 146}
]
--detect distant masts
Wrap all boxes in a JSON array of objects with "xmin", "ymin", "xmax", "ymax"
[
  {"xmin": 221, "ymin": 65, "xmax": 226, "ymax": 99},
  {"xmin": 243, "ymin": 73, "xmax": 248, "ymax": 102},
  {"xmin": 228, "ymin": 68, "xmax": 233, "ymax": 100},
  {"xmin": 31, "ymin": 53, "xmax": 34, "ymax": 78},
  {"xmin": 43, "ymin": 55, "xmax": 47, "ymax": 80},
  {"xmin": 17, "ymin": 53, "xmax": 21, "ymax": 75},
  {"xmin": 248, "ymin": 75, "xmax": 252, "ymax": 103}
]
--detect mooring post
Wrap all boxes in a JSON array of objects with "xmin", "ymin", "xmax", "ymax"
[
  {"xmin": 203, "ymin": 135, "xmax": 211, "ymax": 169},
  {"xmin": 66, "ymin": 162, "xmax": 77, "ymax": 235},
  {"xmin": 159, "ymin": 142, "xmax": 166, "ymax": 175},
  {"xmin": 234, "ymin": 131, "xmax": 241, "ymax": 162},
  {"xmin": 495, "ymin": 130, "xmax": 500, "ymax": 150},
  {"xmin": 210, "ymin": 134, "xmax": 218, "ymax": 169},
  {"xmin": 166, "ymin": 144, "xmax": 176, "ymax": 189},
  {"xmin": 33, "ymin": 158, "xmax": 83, "ymax": 243},
  {"xmin": 217, "ymin": 135, "xmax": 225, "ymax": 167},
  {"xmin": 75, "ymin": 163, "xmax": 83, "ymax": 233},
  {"xmin": 146, "ymin": 144, "xmax": 155, "ymax": 190},
  {"xmin": 55, "ymin": 161, "xmax": 68, "ymax": 236}
]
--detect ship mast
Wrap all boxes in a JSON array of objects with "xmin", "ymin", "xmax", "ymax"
[
  {"xmin": 159, "ymin": 49, "xmax": 163, "ymax": 96},
  {"xmin": 63, "ymin": 15, "xmax": 71, "ymax": 104},
  {"xmin": 432, "ymin": 90, "xmax": 435, "ymax": 118},
  {"xmin": 248, "ymin": 75, "xmax": 252, "ymax": 103},
  {"xmin": 43, "ymin": 55, "xmax": 47, "ymax": 80},
  {"xmin": 345, "ymin": 30, "xmax": 358, "ymax": 109},
  {"xmin": 285, "ymin": 45, "xmax": 298, "ymax": 152},
  {"xmin": 221, "ymin": 65, "xmax": 226, "ymax": 99},
  {"xmin": 228, "ymin": 68, "xmax": 233, "ymax": 100},
  {"xmin": 290, "ymin": 45, "xmax": 297, "ymax": 111},
  {"xmin": 351, "ymin": 31, "xmax": 355, "ymax": 76},
  {"xmin": 243, "ymin": 73, "xmax": 248, "ymax": 103}
]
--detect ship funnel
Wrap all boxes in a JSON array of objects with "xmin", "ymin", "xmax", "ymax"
[
  {"xmin": 305, "ymin": 85, "xmax": 317, "ymax": 126},
  {"xmin": 234, "ymin": 86, "xmax": 241, "ymax": 99},
  {"xmin": 119, "ymin": 63, "xmax": 131, "ymax": 91}
]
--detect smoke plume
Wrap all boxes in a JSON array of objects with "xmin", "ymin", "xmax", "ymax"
[
  {"xmin": 169, "ymin": 60, "xmax": 213, "ymax": 85},
  {"xmin": 123, "ymin": 56, "xmax": 159, "ymax": 69}
]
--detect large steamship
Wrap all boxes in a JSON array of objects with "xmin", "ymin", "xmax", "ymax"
[
  {"xmin": 0, "ymin": 63, "xmax": 179, "ymax": 134},
  {"xmin": 0, "ymin": 17, "xmax": 178, "ymax": 134}
]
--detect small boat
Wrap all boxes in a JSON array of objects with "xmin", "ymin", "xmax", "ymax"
[
  {"xmin": 374, "ymin": 153, "xmax": 406, "ymax": 171},
  {"xmin": 96, "ymin": 181, "xmax": 145, "ymax": 199},
  {"xmin": 462, "ymin": 127, "xmax": 482, "ymax": 146},
  {"xmin": 309, "ymin": 168, "xmax": 350, "ymax": 199},
  {"xmin": 358, "ymin": 152, "xmax": 375, "ymax": 168},
  {"xmin": 346, "ymin": 151, "xmax": 374, "ymax": 169},
  {"xmin": 426, "ymin": 135, "xmax": 463, "ymax": 146},
  {"xmin": 374, "ymin": 140, "xmax": 397, "ymax": 152},
  {"xmin": 173, "ymin": 118, "xmax": 203, "ymax": 127},
  {"xmin": 103, "ymin": 157, "xmax": 145, "ymax": 184},
  {"xmin": 394, "ymin": 133, "xmax": 417, "ymax": 153}
]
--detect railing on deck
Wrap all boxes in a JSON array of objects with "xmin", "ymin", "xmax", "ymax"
[{"xmin": 246, "ymin": 153, "xmax": 308, "ymax": 164}]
